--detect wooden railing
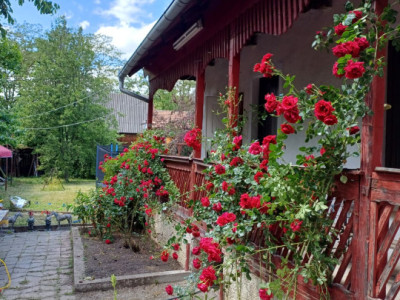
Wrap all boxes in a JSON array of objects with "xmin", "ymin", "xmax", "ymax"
[{"xmin": 162, "ymin": 156, "xmax": 400, "ymax": 300}]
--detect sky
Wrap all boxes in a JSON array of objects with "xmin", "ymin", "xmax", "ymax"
[{"xmin": 12, "ymin": 0, "xmax": 172, "ymax": 60}]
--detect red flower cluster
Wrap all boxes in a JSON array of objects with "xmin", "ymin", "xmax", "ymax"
[
  {"xmin": 105, "ymin": 239, "xmax": 111, "ymax": 244},
  {"xmin": 232, "ymin": 135, "xmax": 242, "ymax": 151},
  {"xmin": 230, "ymin": 156, "xmax": 244, "ymax": 166},
  {"xmin": 184, "ymin": 128, "xmax": 202, "ymax": 151},
  {"xmin": 200, "ymin": 237, "xmax": 222, "ymax": 262},
  {"xmin": 314, "ymin": 100, "xmax": 337, "ymax": 125},
  {"xmin": 254, "ymin": 171, "xmax": 264, "ymax": 184},
  {"xmin": 212, "ymin": 202, "xmax": 222, "ymax": 212},
  {"xmin": 253, "ymin": 53, "xmax": 275, "ymax": 78},
  {"xmin": 222, "ymin": 181, "xmax": 235, "ymax": 195},
  {"xmin": 216, "ymin": 212, "xmax": 236, "ymax": 226},
  {"xmin": 186, "ymin": 223, "xmax": 200, "ymax": 237},
  {"xmin": 193, "ymin": 258, "xmax": 202, "ymax": 269},
  {"xmin": 214, "ymin": 164, "xmax": 226, "ymax": 175},
  {"xmin": 240, "ymin": 194, "xmax": 268, "ymax": 212},
  {"xmin": 198, "ymin": 266, "xmax": 217, "ymax": 292},
  {"xmin": 332, "ymin": 41, "xmax": 360, "ymax": 58},
  {"xmin": 265, "ymin": 93, "xmax": 301, "ymax": 124}
]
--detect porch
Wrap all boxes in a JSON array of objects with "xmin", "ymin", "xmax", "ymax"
[{"xmin": 162, "ymin": 155, "xmax": 400, "ymax": 299}]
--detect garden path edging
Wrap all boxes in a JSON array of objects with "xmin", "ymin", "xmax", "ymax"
[{"xmin": 71, "ymin": 227, "xmax": 191, "ymax": 292}]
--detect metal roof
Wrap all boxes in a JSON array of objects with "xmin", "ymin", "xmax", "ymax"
[{"xmin": 105, "ymin": 93, "xmax": 148, "ymax": 134}]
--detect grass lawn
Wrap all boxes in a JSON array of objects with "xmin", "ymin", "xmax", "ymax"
[
  {"xmin": 0, "ymin": 177, "xmax": 95, "ymax": 212},
  {"xmin": 0, "ymin": 177, "xmax": 95, "ymax": 227}
]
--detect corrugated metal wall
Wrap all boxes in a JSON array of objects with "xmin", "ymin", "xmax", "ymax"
[{"xmin": 105, "ymin": 93, "xmax": 148, "ymax": 134}]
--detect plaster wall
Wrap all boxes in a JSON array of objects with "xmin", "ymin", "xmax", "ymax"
[{"xmin": 202, "ymin": 0, "xmax": 360, "ymax": 169}]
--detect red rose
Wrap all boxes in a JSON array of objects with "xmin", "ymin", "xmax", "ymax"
[
  {"xmin": 201, "ymin": 197, "xmax": 210, "ymax": 207},
  {"xmin": 214, "ymin": 164, "xmax": 226, "ymax": 175},
  {"xmin": 216, "ymin": 212, "xmax": 237, "ymax": 226},
  {"xmin": 106, "ymin": 223, "xmax": 111, "ymax": 228},
  {"xmin": 355, "ymin": 37, "xmax": 369, "ymax": 51},
  {"xmin": 206, "ymin": 181, "xmax": 214, "ymax": 191},
  {"xmin": 280, "ymin": 95, "xmax": 298, "ymax": 111},
  {"xmin": 260, "ymin": 159, "xmax": 269, "ymax": 171},
  {"xmin": 349, "ymin": 10, "xmax": 362, "ymax": 22},
  {"xmin": 254, "ymin": 171, "xmax": 264, "ymax": 184},
  {"xmin": 344, "ymin": 60, "xmax": 365, "ymax": 79},
  {"xmin": 212, "ymin": 202, "xmax": 222, "ymax": 212},
  {"xmin": 333, "ymin": 62, "xmax": 344, "ymax": 78},
  {"xmin": 334, "ymin": 23, "xmax": 348, "ymax": 36},
  {"xmin": 248, "ymin": 141, "xmax": 262, "ymax": 155},
  {"xmin": 193, "ymin": 258, "xmax": 201, "ymax": 269},
  {"xmin": 305, "ymin": 84, "xmax": 313, "ymax": 95},
  {"xmin": 320, "ymin": 147, "xmax": 326, "ymax": 156},
  {"xmin": 323, "ymin": 114, "xmax": 338, "ymax": 125},
  {"xmin": 165, "ymin": 285, "xmax": 173, "ymax": 295},
  {"xmin": 262, "ymin": 135, "xmax": 276, "ymax": 146},
  {"xmin": 192, "ymin": 246, "xmax": 201, "ymax": 255},
  {"xmin": 283, "ymin": 108, "xmax": 301, "ymax": 123},
  {"xmin": 172, "ymin": 243, "xmax": 180, "ymax": 251},
  {"xmin": 259, "ymin": 288, "xmax": 274, "ymax": 300},
  {"xmin": 197, "ymin": 283, "xmax": 209, "ymax": 293},
  {"xmin": 161, "ymin": 250, "xmax": 169, "ymax": 262},
  {"xmin": 172, "ymin": 252, "xmax": 178, "ymax": 260},
  {"xmin": 280, "ymin": 124, "xmax": 295, "ymax": 134},
  {"xmin": 314, "ymin": 100, "xmax": 334, "ymax": 121},
  {"xmin": 264, "ymin": 93, "xmax": 279, "ymax": 113},
  {"xmin": 290, "ymin": 219, "xmax": 303, "ymax": 232},
  {"xmin": 105, "ymin": 239, "xmax": 111, "ymax": 244},
  {"xmin": 232, "ymin": 135, "xmax": 242, "ymax": 150},
  {"xmin": 349, "ymin": 126, "xmax": 360, "ymax": 135}
]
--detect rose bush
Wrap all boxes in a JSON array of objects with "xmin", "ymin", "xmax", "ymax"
[
  {"xmin": 73, "ymin": 130, "xmax": 179, "ymax": 249},
  {"xmin": 163, "ymin": 1, "xmax": 400, "ymax": 299}
]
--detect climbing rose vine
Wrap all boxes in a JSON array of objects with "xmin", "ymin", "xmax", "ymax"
[{"xmin": 158, "ymin": 2, "xmax": 400, "ymax": 299}]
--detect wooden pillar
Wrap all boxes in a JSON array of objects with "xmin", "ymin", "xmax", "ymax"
[
  {"xmin": 359, "ymin": 1, "xmax": 388, "ymax": 298},
  {"xmin": 194, "ymin": 64, "xmax": 205, "ymax": 159},
  {"xmin": 147, "ymin": 94, "xmax": 154, "ymax": 129},
  {"xmin": 5, "ymin": 158, "xmax": 8, "ymax": 191},
  {"xmin": 228, "ymin": 33, "xmax": 240, "ymax": 129}
]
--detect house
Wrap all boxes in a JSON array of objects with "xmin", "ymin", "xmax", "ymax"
[
  {"xmin": 106, "ymin": 92, "xmax": 148, "ymax": 144},
  {"xmin": 118, "ymin": 0, "xmax": 399, "ymax": 299}
]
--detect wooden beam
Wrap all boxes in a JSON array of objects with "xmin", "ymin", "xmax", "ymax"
[
  {"xmin": 228, "ymin": 27, "xmax": 240, "ymax": 129},
  {"xmin": 194, "ymin": 64, "xmax": 205, "ymax": 159},
  {"xmin": 147, "ymin": 94, "xmax": 154, "ymax": 129}
]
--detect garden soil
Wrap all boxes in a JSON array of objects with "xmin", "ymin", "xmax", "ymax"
[{"xmin": 81, "ymin": 232, "xmax": 182, "ymax": 279}]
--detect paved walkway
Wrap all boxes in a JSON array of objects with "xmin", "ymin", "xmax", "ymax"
[
  {"xmin": 0, "ymin": 230, "xmax": 187, "ymax": 300},
  {"xmin": 0, "ymin": 230, "xmax": 75, "ymax": 300}
]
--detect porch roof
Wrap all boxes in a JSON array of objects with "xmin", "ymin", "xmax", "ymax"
[{"xmin": 119, "ymin": 0, "xmax": 333, "ymax": 97}]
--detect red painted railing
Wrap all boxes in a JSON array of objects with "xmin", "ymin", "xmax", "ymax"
[{"xmin": 162, "ymin": 155, "xmax": 400, "ymax": 299}]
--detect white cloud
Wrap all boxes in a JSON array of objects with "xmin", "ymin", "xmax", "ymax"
[
  {"xmin": 94, "ymin": 0, "xmax": 101, "ymax": 4},
  {"xmin": 79, "ymin": 20, "xmax": 90, "ymax": 30},
  {"xmin": 96, "ymin": 21, "xmax": 155, "ymax": 59},
  {"xmin": 97, "ymin": 0, "xmax": 154, "ymax": 24}
]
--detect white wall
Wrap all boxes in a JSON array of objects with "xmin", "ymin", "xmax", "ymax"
[{"xmin": 202, "ymin": 0, "xmax": 360, "ymax": 168}]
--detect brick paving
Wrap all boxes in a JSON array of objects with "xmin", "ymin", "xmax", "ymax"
[{"xmin": 0, "ymin": 230, "xmax": 75, "ymax": 300}]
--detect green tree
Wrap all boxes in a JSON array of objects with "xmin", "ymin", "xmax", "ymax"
[
  {"xmin": 16, "ymin": 17, "xmax": 120, "ymax": 180},
  {"xmin": 0, "ymin": 0, "xmax": 59, "ymax": 36},
  {"xmin": 0, "ymin": 36, "xmax": 22, "ymax": 145}
]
